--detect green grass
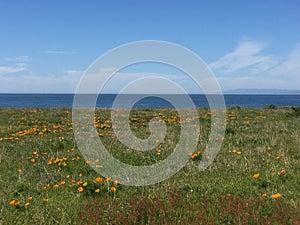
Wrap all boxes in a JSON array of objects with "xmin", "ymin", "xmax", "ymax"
[{"xmin": 0, "ymin": 107, "xmax": 299, "ymax": 224}]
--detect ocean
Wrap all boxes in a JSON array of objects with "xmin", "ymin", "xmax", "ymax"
[{"xmin": 0, "ymin": 94, "xmax": 300, "ymax": 108}]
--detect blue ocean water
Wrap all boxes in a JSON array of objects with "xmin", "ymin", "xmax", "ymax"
[{"xmin": 0, "ymin": 94, "xmax": 299, "ymax": 108}]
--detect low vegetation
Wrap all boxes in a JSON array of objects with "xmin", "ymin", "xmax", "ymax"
[{"xmin": 0, "ymin": 107, "xmax": 299, "ymax": 224}]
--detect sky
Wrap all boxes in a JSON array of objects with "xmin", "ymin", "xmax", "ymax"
[{"xmin": 0, "ymin": 0, "xmax": 299, "ymax": 93}]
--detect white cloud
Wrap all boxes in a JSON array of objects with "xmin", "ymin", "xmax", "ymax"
[
  {"xmin": 209, "ymin": 41, "xmax": 277, "ymax": 75},
  {"xmin": 0, "ymin": 66, "xmax": 26, "ymax": 75},
  {"xmin": 218, "ymin": 76, "xmax": 300, "ymax": 91},
  {"xmin": 1, "ymin": 42, "xmax": 299, "ymax": 93},
  {"xmin": 4, "ymin": 55, "xmax": 29, "ymax": 63},
  {"xmin": 269, "ymin": 43, "xmax": 300, "ymax": 80},
  {"xmin": 64, "ymin": 70, "xmax": 84, "ymax": 75},
  {"xmin": 0, "ymin": 73, "xmax": 81, "ymax": 93},
  {"xmin": 44, "ymin": 50, "xmax": 76, "ymax": 54},
  {"xmin": 208, "ymin": 41, "xmax": 300, "ymax": 91},
  {"xmin": 100, "ymin": 72, "xmax": 189, "ymax": 94},
  {"xmin": 0, "ymin": 70, "xmax": 202, "ymax": 94},
  {"xmin": 0, "ymin": 55, "xmax": 29, "ymax": 75}
]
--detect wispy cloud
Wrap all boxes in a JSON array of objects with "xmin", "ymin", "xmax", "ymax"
[
  {"xmin": 64, "ymin": 70, "xmax": 84, "ymax": 75},
  {"xmin": 209, "ymin": 41, "xmax": 277, "ymax": 75},
  {"xmin": 4, "ymin": 55, "xmax": 29, "ymax": 63},
  {"xmin": 210, "ymin": 41, "xmax": 300, "ymax": 90},
  {"xmin": 0, "ymin": 55, "xmax": 29, "ymax": 75},
  {"xmin": 0, "ymin": 73, "xmax": 82, "ymax": 93},
  {"xmin": 0, "ymin": 66, "xmax": 26, "ymax": 75},
  {"xmin": 218, "ymin": 76, "xmax": 300, "ymax": 91},
  {"xmin": 269, "ymin": 43, "xmax": 300, "ymax": 79},
  {"xmin": 0, "ymin": 69, "xmax": 200, "ymax": 94},
  {"xmin": 44, "ymin": 50, "xmax": 76, "ymax": 55},
  {"xmin": 1, "ymin": 42, "xmax": 299, "ymax": 93}
]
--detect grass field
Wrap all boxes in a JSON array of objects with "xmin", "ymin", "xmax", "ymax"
[{"xmin": 0, "ymin": 107, "xmax": 300, "ymax": 224}]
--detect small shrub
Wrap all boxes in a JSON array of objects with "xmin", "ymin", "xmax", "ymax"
[
  {"xmin": 291, "ymin": 106, "xmax": 300, "ymax": 117},
  {"xmin": 265, "ymin": 104, "xmax": 277, "ymax": 109}
]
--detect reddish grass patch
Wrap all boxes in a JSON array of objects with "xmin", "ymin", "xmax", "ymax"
[{"xmin": 78, "ymin": 191, "xmax": 300, "ymax": 225}]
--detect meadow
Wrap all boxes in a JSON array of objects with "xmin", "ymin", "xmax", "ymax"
[{"xmin": 0, "ymin": 107, "xmax": 299, "ymax": 224}]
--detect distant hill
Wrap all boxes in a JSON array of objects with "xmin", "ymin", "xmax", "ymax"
[{"xmin": 224, "ymin": 89, "xmax": 300, "ymax": 95}]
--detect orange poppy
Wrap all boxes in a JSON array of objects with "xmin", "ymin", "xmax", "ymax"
[{"xmin": 271, "ymin": 193, "xmax": 281, "ymax": 199}]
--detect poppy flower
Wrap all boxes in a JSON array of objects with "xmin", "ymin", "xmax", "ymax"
[
  {"xmin": 271, "ymin": 193, "xmax": 281, "ymax": 199},
  {"xmin": 95, "ymin": 177, "xmax": 103, "ymax": 182},
  {"xmin": 110, "ymin": 187, "xmax": 116, "ymax": 192},
  {"xmin": 9, "ymin": 200, "xmax": 16, "ymax": 206}
]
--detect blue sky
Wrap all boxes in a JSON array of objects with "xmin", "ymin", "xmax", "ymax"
[{"xmin": 0, "ymin": 0, "xmax": 299, "ymax": 93}]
